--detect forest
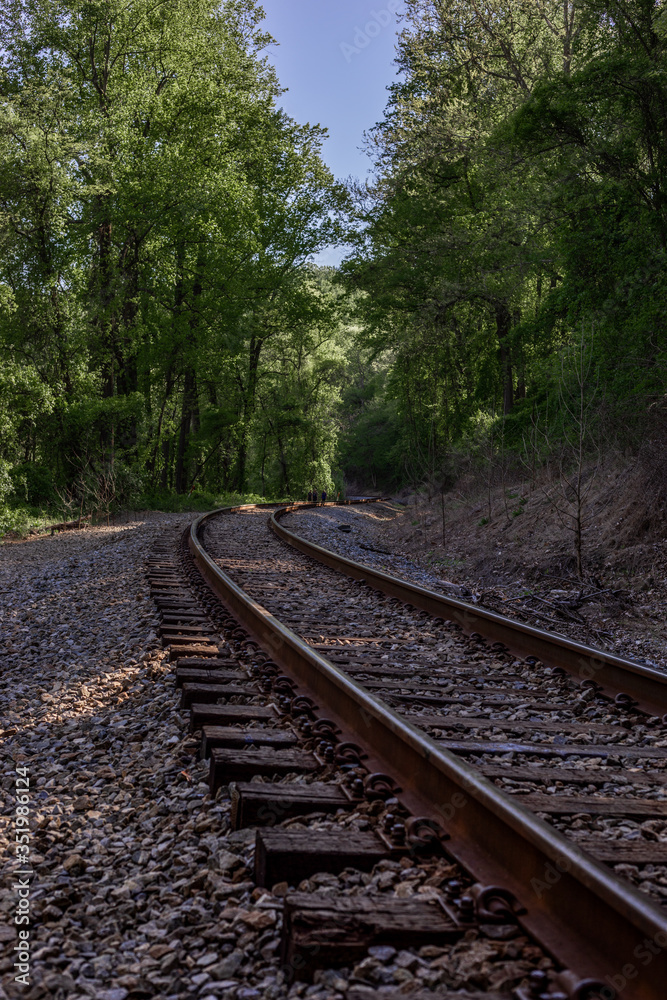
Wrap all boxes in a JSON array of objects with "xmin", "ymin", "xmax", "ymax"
[{"xmin": 1, "ymin": 0, "xmax": 666, "ymax": 533}]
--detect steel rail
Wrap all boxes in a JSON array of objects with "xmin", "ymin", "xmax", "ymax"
[
  {"xmin": 271, "ymin": 502, "xmax": 667, "ymax": 718},
  {"xmin": 190, "ymin": 504, "xmax": 667, "ymax": 998}
]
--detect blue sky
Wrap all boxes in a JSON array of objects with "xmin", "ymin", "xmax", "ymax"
[{"xmin": 259, "ymin": 1, "xmax": 405, "ymax": 265}]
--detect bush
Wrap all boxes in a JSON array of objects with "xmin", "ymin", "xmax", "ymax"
[
  {"xmin": 112, "ymin": 465, "xmax": 146, "ymax": 509},
  {"xmin": 8, "ymin": 463, "xmax": 56, "ymax": 506},
  {"xmin": 0, "ymin": 504, "xmax": 33, "ymax": 537}
]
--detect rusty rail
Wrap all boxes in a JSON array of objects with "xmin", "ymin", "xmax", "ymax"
[
  {"xmin": 190, "ymin": 503, "xmax": 667, "ymax": 998},
  {"xmin": 271, "ymin": 502, "xmax": 667, "ymax": 718}
]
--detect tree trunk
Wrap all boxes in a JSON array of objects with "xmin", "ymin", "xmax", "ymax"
[
  {"xmin": 514, "ymin": 309, "xmax": 526, "ymax": 401},
  {"xmin": 278, "ymin": 438, "xmax": 290, "ymax": 494},
  {"xmin": 148, "ymin": 368, "xmax": 174, "ymax": 481},
  {"xmin": 495, "ymin": 302, "xmax": 514, "ymax": 415},
  {"xmin": 173, "ymin": 250, "xmax": 204, "ymax": 495},
  {"xmin": 235, "ymin": 333, "xmax": 263, "ymax": 492},
  {"xmin": 96, "ymin": 206, "xmax": 116, "ymax": 467},
  {"xmin": 175, "ymin": 368, "xmax": 197, "ymax": 494},
  {"xmin": 160, "ymin": 437, "xmax": 170, "ymax": 490}
]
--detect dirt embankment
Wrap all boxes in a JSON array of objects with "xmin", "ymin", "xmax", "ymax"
[{"xmin": 349, "ymin": 453, "xmax": 667, "ymax": 668}]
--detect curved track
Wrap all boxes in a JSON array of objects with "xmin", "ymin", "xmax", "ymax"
[{"xmin": 172, "ymin": 500, "xmax": 667, "ymax": 998}]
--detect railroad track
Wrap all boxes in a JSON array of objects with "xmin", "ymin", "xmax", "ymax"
[{"xmin": 148, "ymin": 501, "xmax": 667, "ymax": 1000}]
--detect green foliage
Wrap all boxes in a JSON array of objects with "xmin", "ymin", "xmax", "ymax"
[
  {"xmin": 0, "ymin": 460, "xmax": 41, "ymax": 536},
  {"xmin": 0, "ymin": 0, "xmax": 349, "ymax": 505},
  {"xmin": 1, "ymin": 0, "xmax": 666, "ymax": 501},
  {"xmin": 0, "ymin": 506, "xmax": 34, "ymax": 538},
  {"xmin": 0, "ymin": 460, "xmax": 13, "ymax": 505},
  {"xmin": 338, "ymin": 396, "xmax": 406, "ymax": 489},
  {"xmin": 8, "ymin": 464, "xmax": 56, "ymax": 506},
  {"xmin": 339, "ymin": 0, "xmax": 667, "ymax": 484}
]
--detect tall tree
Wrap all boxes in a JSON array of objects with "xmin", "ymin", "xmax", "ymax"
[
  {"xmin": 0, "ymin": 0, "xmax": 345, "ymax": 503},
  {"xmin": 341, "ymin": 0, "xmax": 599, "ymax": 477}
]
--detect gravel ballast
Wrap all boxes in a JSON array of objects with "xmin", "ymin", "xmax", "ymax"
[
  {"xmin": 1, "ymin": 516, "xmax": 544, "ymax": 1000},
  {"xmin": 0, "ymin": 518, "xmax": 248, "ymax": 1000},
  {"xmin": 7, "ymin": 508, "xmax": 640, "ymax": 1000}
]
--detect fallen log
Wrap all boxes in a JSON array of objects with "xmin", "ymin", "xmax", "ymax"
[{"xmin": 50, "ymin": 513, "xmax": 91, "ymax": 534}]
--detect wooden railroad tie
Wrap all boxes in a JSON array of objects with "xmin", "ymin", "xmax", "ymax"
[
  {"xmin": 169, "ymin": 643, "xmax": 224, "ymax": 661},
  {"xmin": 175, "ymin": 656, "xmax": 238, "ymax": 671},
  {"xmin": 200, "ymin": 726, "xmax": 298, "ymax": 759},
  {"xmin": 411, "ymin": 713, "xmax": 622, "ymax": 736},
  {"xmin": 230, "ymin": 781, "xmax": 352, "ymax": 829},
  {"xmin": 347, "ymin": 991, "xmax": 504, "ymax": 1000},
  {"xmin": 208, "ymin": 747, "xmax": 318, "ymax": 793},
  {"xmin": 575, "ymin": 838, "xmax": 667, "ymax": 865},
  {"xmin": 281, "ymin": 893, "xmax": 468, "ymax": 980},
  {"xmin": 161, "ymin": 613, "xmax": 210, "ymax": 623},
  {"xmin": 154, "ymin": 595, "xmax": 198, "ymax": 605},
  {"xmin": 391, "ymin": 693, "xmax": 576, "ymax": 712},
  {"xmin": 190, "ymin": 702, "xmax": 277, "ymax": 733},
  {"xmin": 157, "ymin": 605, "xmax": 201, "ymax": 615},
  {"xmin": 254, "ymin": 828, "xmax": 404, "ymax": 888},
  {"xmin": 154, "ymin": 592, "xmax": 194, "ymax": 599},
  {"xmin": 155, "ymin": 597, "xmax": 200, "ymax": 621},
  {"xmin": 179, "ymin": 683, "xmax": 253, "ymax": 709},
  {"xmin": 437, "ymin": 738, "xmax": 667, "ymax": 761},
  {"xmin": 482, "ymin": 763, "xmax": 667, "ymax": 786},
  {"xmin": 339, "ymin": 661, "xmax": 527, "ymax": 681},
  {"xmin": 175, "ymin": 667, "xmax": 246, "ymax": 688},
  {"xmin": 161, "ymin": 626, "xmax": 216, "ymax": 642},
  {"xmin": 517, "ymin": 793, "xmax": 667, "ymax": 817},
  {"xmin": 160, "ymin": 621, "xmax": 214, "ymax": 633}
]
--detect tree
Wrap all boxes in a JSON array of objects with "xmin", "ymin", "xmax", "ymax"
[
  {"xmin": 341, "ymin": 0, "xmax": 665, "ymax": 488},
  {"xmin": 507, "ymin": 0, "xmax": 667, "ymax": 433},
  {"xmin": 0, "ymin": 0, "xmax": 346, "ymax": 504},
  {"xmin": 342, "ymin": 0, "xmax": 587, "ymax": 435},
  {"xmin": 541, "ymin": 329, "xmax": 601, "ymax": 579}
]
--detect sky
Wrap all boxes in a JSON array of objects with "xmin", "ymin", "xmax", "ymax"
[{"xmin": 258, "ymin": 1, "xmax": 405, "ymax": 265}]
